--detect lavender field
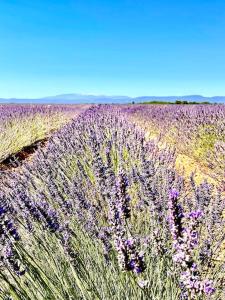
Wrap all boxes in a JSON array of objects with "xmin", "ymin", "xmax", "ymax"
[{"xmin": 0, "ymin": 104, "xmax": 224, "ymax": 300}]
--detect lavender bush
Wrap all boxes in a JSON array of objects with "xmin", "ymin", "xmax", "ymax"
[
  {"xmin": 0, "ymin": 104, "xmax": 88, "ymax": 163},
  {"xmin": 0, "ymin": 105, "xmax": 224, "ymax": 299},
  {"xmin": 122, "ymin": 104, "xmax": 225, "ymax": 186}
]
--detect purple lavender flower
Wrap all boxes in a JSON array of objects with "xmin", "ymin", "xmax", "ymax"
[
  {"xmin": 108, "ymin": 169, "xmax": 145, "ymax": 274},
  {"xmin": 115, "ymin": 170, "xmax": 131, "ymax": 219},
  {"xmin": 188, "ymin": 210, "xmax": 203, "ymax": 220},
  {"xmin": 203, "ymin": 280, "xmax": 215, "ymax": 295},
  {"xmin": 168, "ymin": 189, "xmax": 215, "ymax": 298}
]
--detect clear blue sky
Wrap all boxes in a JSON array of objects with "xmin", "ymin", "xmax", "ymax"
[{"xmin": 0, "ymin": 0, "xmax": 225, "ymax": 98}]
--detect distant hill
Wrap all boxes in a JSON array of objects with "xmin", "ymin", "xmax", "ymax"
[{"xmin": 0, "ymin": 94, "xmax": 225, "ymax": 104}]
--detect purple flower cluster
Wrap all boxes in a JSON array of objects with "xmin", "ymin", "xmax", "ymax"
[
  {"xmin": 122, "ymin": 104, "xmax": 225, "ymax": 181},
  {"xmin": 0, "ymin": 193, "xmax": 25, "ymax": 276},
  {"xmin": 109, "ymin": 170, "xmax": 145, "ymax": 274},
  {"xmin": 168, "ymin": 188, "xmax": 215, "ymax": 298}
]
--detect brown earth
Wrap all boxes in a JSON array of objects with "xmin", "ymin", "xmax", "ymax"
[{"xmin": 0, "ymin": 138, "xmax": 48, "ymax": 171}]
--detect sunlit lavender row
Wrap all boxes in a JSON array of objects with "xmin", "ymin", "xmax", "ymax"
[
  {"xmin": 0, "ymin": 105, "xmax": 224, "ymax": 299},
  {"xmin": 122, "ymin": 104, "xmax": 225, "ymax": 186},
  {"xmin": 0, "ymin": 104, "xmax": 88, "ymax": 163}
]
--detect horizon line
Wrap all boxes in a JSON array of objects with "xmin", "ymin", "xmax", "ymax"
[{"xmin": 1, "ymin": 93, "xmax": 225, "ymax": 100}]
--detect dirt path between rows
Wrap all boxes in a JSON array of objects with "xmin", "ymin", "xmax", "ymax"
[{"xmin": 0, "ymin": 138, "xmax": 48, "ymax": 171}]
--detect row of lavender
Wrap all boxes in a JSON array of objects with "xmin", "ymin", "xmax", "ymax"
[
  {"xmin": 0, "ymin": 104, "xmax": 87, "ymax": 163},
  {"xmin": 122, "ymin": 104, "xmax": 225, "ymax": 183},
  {"xmin": 0, "ymin": 105, "xmax": 224, "ymax": 299},
  {"xmin": 0, "ymin": 104, "xmax": 82, "ymax": 125}
]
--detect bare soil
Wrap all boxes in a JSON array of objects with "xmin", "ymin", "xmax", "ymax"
[{"xmin": 0, "ymin": 138, "xmax": 48, "ymax": 171}]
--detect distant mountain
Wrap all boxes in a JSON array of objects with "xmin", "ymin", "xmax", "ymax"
[
  {"xmin": 42, "ymin": 94, "xmax": 132, "ymax": 104},
  {"xmin": 0, "ymin": 94, "xmax": 225, "ymax": 104}
]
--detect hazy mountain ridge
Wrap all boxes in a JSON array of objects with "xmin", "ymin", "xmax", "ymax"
[{"xmin": 0, "ymin": 94, "xmax": 225, "ymax": 104}]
